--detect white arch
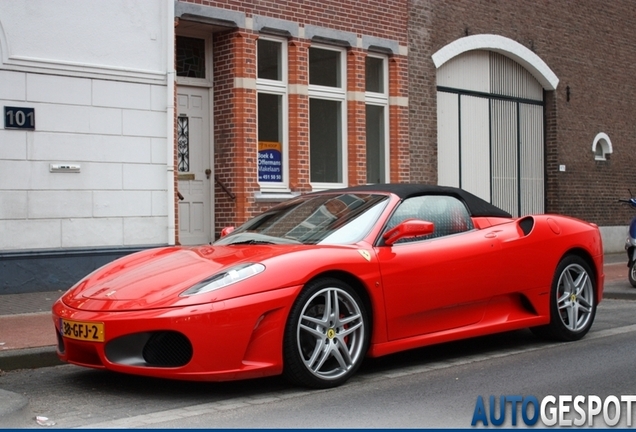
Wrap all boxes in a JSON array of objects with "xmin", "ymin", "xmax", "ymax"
[
  {"xmin": 432, "ymin": 34, "xmax": 559, "ymax": 90},
  {"xmin": 592, "ymin": 132, "xmax": 613, "ymax": 160}
]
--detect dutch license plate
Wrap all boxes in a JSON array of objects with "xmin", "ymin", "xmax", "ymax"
[{"xmin": 60, "ymin": 319, "xmax": 104, "ymax": 342}]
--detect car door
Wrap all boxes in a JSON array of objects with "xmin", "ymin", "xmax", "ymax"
[{"xmin": 375, "ymin": 195, "xmax": 502, "ymax": 341}]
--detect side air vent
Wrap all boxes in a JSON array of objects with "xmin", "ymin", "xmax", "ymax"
[{"xmin": 518, "ymin": 216, "xmax": 534, "ymax": 236}]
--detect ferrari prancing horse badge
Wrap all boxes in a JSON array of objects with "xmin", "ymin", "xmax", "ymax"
[{"xmin": 358, "ymin": 250, "xmax": 371, "ymax": 262}]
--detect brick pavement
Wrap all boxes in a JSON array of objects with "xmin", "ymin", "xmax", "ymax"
[{"xmin": 0, "ymin": 290, "xmax": 62, "ymax": 316}]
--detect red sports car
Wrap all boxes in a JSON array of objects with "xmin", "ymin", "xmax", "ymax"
[{"xmin": 52, "ymin": 184, "xmax": 604, "ymax": 388}]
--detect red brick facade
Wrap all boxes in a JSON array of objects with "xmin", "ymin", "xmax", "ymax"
[
  {"xmin": 177, "ymin": 0, "xmax": 409, "ymax": 238},
  {"xmin": 409, "ymin": 0, "xmax": 636, "ymax": 226},
  {"xmin": 175, "ymin": 0, "xmax": 636, "ymax": 237},
  {"xmin": 213, "ymin": 30, "xmax": 259, "ymax": 229}
]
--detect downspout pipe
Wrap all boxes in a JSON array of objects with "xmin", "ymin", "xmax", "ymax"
[{"xmin": 166, "ymin": 0, "xmax": 176, "ymax": 245}]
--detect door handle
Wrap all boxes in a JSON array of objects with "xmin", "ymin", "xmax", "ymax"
[
  {"xmin": 484, "ymin": 229, "xmax": 502, "ymax": 239},
  {"xmin": 205, "ymin": 169, "xmax": 211, "ymax": 179}
]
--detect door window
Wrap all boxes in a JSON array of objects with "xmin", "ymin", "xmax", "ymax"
[
  {"xmin": 176, "ymin": 36, "xmax": 206, "ymax": 79},
  {"xmin": 384, "ymin": 195, "xmax": 474, "ymax": 243}
]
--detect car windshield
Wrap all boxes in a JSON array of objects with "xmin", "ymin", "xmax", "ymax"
[{"xmin": 214, "ymin": 193, "xmax": 389, "ymax": 246}]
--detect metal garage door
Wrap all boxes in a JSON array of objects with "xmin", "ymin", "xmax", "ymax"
[{"xmin": 437, "ymin": 51, "xmax": 544, "ymax": 217}]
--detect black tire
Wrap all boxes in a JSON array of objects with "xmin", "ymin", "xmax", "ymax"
[
  {"xmin": 531, "ymin": 255, "xmax": 597, "ymax": 341},
  {"xmin": 629, "ymin": 261, "xmax": 636, "ymax": 288},
  {"xmin": 283, "ymin": 277, "xmax": 370, "ymax": 389}
]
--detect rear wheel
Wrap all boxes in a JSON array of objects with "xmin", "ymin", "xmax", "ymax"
[
  {"xmin": 629, "ymin": 261, "xmax": 636, "ymax": 288},
  {"xmin": 283, "ymin": 277, "xmax": 369, "ymax": 389},
  {"xmin": 531, "ymin": 255, "xmax": 596, "ymax": 341}
]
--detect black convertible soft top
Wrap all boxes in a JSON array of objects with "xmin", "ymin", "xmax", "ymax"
[{"xmin": 318, "ymin": 183, "xmax": 513, "ymax": 218}]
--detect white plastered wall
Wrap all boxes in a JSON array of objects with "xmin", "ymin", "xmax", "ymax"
[{"xmin": 0, "ymin": 0, "xmax": 174, "ymax": 251}]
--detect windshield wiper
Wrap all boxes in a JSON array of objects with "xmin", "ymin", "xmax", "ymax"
[
  {"xmin": 228, "ymin": 240, "xmax": 275, "ymax": 245},
  {"xmin": 216, "ymin": 232, "xmax": 302, "ymax": 246}
]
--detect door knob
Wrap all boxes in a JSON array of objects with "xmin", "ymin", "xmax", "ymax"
[{"xmin": 205, "ymin": 169, "xmax": 211, "ymax": 179}]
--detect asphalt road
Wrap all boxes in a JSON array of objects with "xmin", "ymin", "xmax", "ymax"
[{"xmin": 2, "ymin": 286, "xmax": 635, "ymax": 429}]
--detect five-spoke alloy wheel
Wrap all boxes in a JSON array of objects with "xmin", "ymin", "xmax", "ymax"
[
  {"xmin": 283, "ymin": 277, "xmax": 369, "ymax": 388},
  {"xmin": 532, "ymin": 255, "xmax": 597, "ymax": 341}
]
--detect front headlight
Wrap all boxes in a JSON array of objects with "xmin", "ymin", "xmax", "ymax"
[{"xmin": 180, "ymin": 263, "xmax": 265, "ymax": 296}]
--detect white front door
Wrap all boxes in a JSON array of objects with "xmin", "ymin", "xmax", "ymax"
[{"xmin": 177, "ymin": 86, "xmax": 213, "ymax": 245}]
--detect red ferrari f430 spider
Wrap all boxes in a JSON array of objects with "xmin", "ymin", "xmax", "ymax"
[{"xmin": 53, "ymin": 184, "xmax": 604, "ymax": 388}]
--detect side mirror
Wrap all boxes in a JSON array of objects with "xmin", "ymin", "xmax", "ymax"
[
  {"xmin": 383, "ymin": 219, "xmax": 434, "ymax": 246},
  {"xmin": 220, "ymin": 226, "xmax": 235, "ymax": 237}
]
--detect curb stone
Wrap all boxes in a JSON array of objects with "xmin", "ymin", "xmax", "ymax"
[{"xmin": 0, "ymin": 346, "xmax": 62, "ymax": 372}]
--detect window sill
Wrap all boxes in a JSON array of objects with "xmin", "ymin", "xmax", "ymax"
[{"xmin": 254, "ymin": 191, "xmax": 300, "ymax": 203}]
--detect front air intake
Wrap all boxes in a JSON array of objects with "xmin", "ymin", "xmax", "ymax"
[{"xmin": 142, "ymin": 331, "xmax": 193, "ymax": 367}]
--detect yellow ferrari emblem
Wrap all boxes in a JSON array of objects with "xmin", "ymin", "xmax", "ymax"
[
  {"xmin": 358, "ymin": 250, "xmax": 371, "ymax": 262},
  {"xmin": 327, "ymin": 328, "xmax": 336, "ymax": 339}
]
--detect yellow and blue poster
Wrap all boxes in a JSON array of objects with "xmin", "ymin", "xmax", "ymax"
[{"xmin": 258, "ymin": 141, "xmax": 282, "ymax": 182}]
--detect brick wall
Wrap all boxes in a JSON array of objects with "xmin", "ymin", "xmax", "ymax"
[
  {"xmin": 196, "ymin": 1, "xmax": 407, "ymax": 45},
  {"xmin": 213, "ymin": 30, "xmax": 260, "ymax": 231},
  {"xmin": 409, "ymin": 0, "xmax": 636, "ymax": 226},
  {"xmin": 287, "ymin": 39, "xmax": 311, "ymax": 193},
  {"xmin": 173, "ymin": 20, "xmax": 180, "ymax": 245},
  {"xmin": 347, "ymin": 49, "xmax": 367, "ymax": 185},
  {"xmin": 389, "ymin": 55, "xmax": 410, "ymax": 183},
  {"xmin": 180, "ymin": 1, "xmax": 409, "ymax": 236}
]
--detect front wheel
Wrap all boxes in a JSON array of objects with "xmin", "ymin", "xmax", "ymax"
[
  {"xmin": 531, "ymin": 255, "xmax": 597, "ymax": 341},
  {"xmin": 283, "ymin": 277, "xmax": 370, "ymax": 389},
  {"xmin": 629, "ymin": 261, "xmax": 636, "ymax": 288}
]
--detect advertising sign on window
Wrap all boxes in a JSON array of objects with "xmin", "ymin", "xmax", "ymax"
[{"xmin": 258, "ymin": 141, "xmax": 282, "ymax": 182}]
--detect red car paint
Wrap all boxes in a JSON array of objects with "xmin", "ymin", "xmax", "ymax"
[{"xmin": 52, "ymin": 184, "xmax": 604, "ymax": 385}]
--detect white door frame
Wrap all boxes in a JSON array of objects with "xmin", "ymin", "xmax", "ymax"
[{"xmin": 175, "ymin": 30, "xmax": 214, "ymax": 244}]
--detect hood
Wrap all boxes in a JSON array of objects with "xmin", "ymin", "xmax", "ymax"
[{"xmin": 62, "ymin": 244, "xmax": 305, "ymax": 312}]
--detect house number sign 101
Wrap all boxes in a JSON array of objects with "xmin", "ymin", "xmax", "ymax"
[{"xmin": 4, "ymin": 106, "xmax": 35, "ymax": 130}]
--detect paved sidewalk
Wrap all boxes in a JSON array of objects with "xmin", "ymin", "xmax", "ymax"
[{"xmin": 0, "ymin": 290, "xmax": 65, "ymax": 375}]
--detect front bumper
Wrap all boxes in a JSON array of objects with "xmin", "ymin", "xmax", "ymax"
[{"xmin": 52, "ymin": 285, "xmax": 300, "ymax": 381}]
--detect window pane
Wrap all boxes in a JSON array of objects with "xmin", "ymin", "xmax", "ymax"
[
  {"xmin": 310, "ymin": 98, "xmax": 342, "ymax": 183},
  {"xmin": 258, "ymin": 93, "xmax": 281, "ymax": 142},
  {"xmin": 366, "ymin": 57, "xmax": 384, "ymax": 93},
  {"xmin": 258, "ymin": 93, "xmax": 283, "ymax": 183},
  {"xmin": 309, "ymin": 48, "xmax": 341, "ymax": 87},
  {"xmin": 366, "ymin": 105, "xmax": 385, "ymax": 183},
  {"xmin": 384, "ymin": 195, "xmax": 474, "ymax": 243},
  {"xmin": 176, "ymin": 36, "xmax": 206, "ymax": 78},
  {"xmin": 258, "ymin": 39, "xmax": 282, "ymax": 80}
]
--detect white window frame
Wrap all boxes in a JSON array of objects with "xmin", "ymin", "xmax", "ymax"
[
  {"xmin": 256, "ymin": 36, "xmax": 290, "ymax": 192},
  {"xmin": 365, "ymin": 53, "xmax": 390, "ymax": 184},
  {"xmin": 308, "ymin": 44, "xmax": 348, "ymax": 190}
]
